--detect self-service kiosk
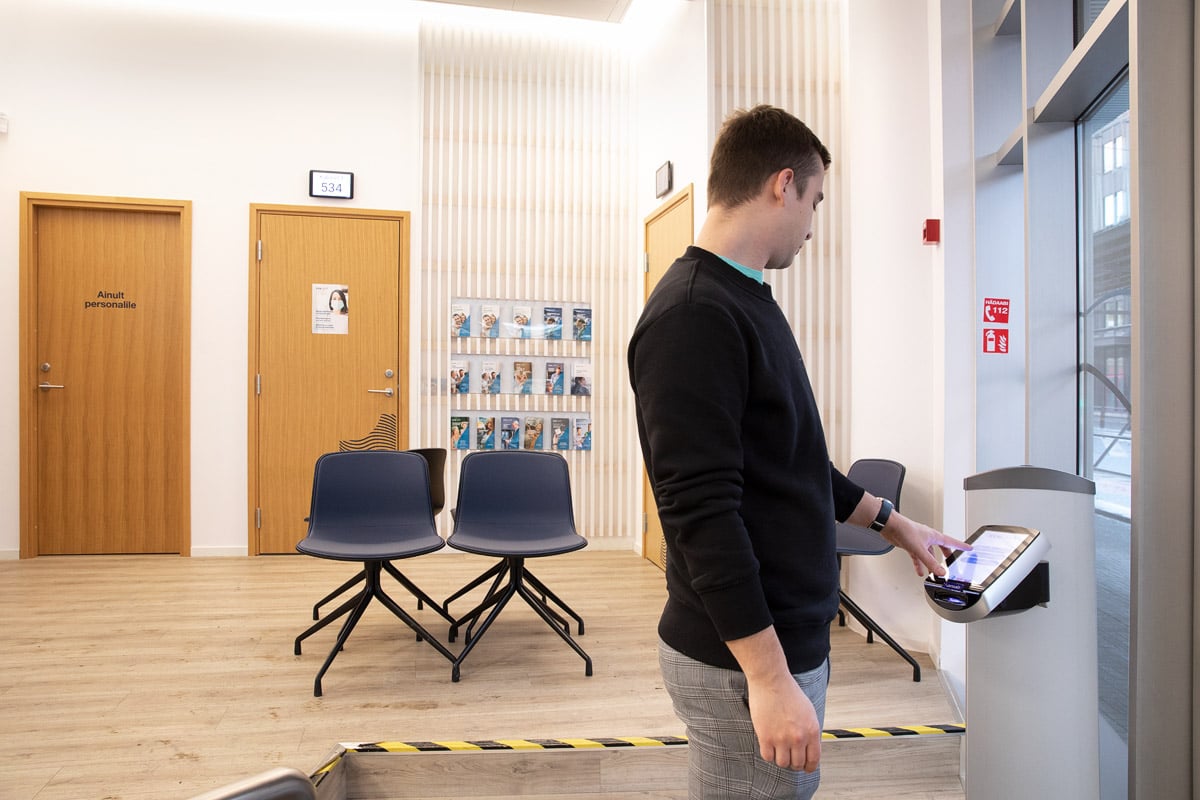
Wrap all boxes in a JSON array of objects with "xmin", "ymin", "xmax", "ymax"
[
  {"xmin": 934, "ymin": 466, "xmax": 1099, "ymax": 800},
  {"xmin": 925, "ymin": 524, "xmax": 1049, "ymax": 623}
]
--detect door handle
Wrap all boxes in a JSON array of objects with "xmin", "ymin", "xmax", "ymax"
[
  {"xmin": 367, "ymin": 387, "xmax": 394, "ymax": 398},
  {"xmin": 38, "ymin": 382, "xmax": 65, "ymax": 390}
]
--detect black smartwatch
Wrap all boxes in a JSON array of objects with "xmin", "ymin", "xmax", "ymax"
[{"xmin": 868, "ymin": 498, "xmax": 893, "ymax": 532}]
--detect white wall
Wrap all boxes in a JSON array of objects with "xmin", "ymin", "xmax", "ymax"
[
  {"xmin": 842, "ymin": 0, "xmax": 949, "ymax": 653},
  {"xmin": 0, "ymin": 0, "xmax": 419, "ymax": 557},
  {"xmin": 627, "ymin": 0, "xmax": 709, "ymax": 557},
  {"xmin": 934, "ymin": 0, "xmax": 981, "ymax": 713},
  {"xmin": 631, "ymin": 0, "xmax": 710, "ymax": 236}
]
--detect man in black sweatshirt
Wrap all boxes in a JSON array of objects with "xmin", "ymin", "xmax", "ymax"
[{"xmin": 628, "ymin": 105, "xmax": 968, "ymax": 799}]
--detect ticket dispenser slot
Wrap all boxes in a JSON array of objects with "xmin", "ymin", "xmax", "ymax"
[{"xmin": 924, "ymin": 524, "xmax": 1049, "ymax": 622}]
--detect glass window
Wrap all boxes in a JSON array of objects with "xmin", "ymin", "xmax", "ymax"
[
  {"xmin": 1077, "ymin": 72, "xmax": 1130, "ymax": 798},
  {"xmin": 1075, "ymin": 0, "xmax": 1111, "ymax": 42}
]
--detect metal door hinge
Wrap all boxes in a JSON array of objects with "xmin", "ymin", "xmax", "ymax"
[
  {"xmin": 642, "ymin": 513, "xmax": 647, "ymax": 534},
  {"xmin": 255, "ymin": 374, "xmax": 261, "ymax": 395},
  {"xmin": 642, "ymin": 252, "xmax": 649, "ymax": 273},
  {"xmin": 256, "ymin": 240, "xmax": 262, "ymax": 261},
  {"xmin": 255, "ymin": 508, "xmax": 262, "ymax": 529}
]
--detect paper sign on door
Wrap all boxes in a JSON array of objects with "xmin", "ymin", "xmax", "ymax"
[{"xmin": 313, "ymin": 283, "xmax": 349, "ymax": 335}]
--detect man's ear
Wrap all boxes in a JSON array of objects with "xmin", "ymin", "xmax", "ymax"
[{"xmin": 770, "ymin": 168, "xmax": 794, "ymax": 204}]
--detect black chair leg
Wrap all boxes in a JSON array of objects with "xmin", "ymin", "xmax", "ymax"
[
  {"xmin": 448, "ymin": 562, "xmax": 511, "ymax": 643},
  {"xmin": 443, "ymin": 561, "xmax": 506, "ymax": 617},
  {"xmin": 514, "ymin": 564, "xmax": 591, "ymax": 677},
  {"xmin": 304, "ymin": 561, "xmax": 459, "ymax": 697},
  {"xmin": 448, "ymin": 557, "xmax": 591, "ymax": 682},
  {"xmin": 524, "ymin": 568, "xmax": 585, "ymax": 635},
  {"xmin": 383, "ymin": 562, "xmax": 457, "ymax": 626},
  {"xmin": 373, "ymin": 582, "xmax": 458, "ymax": 665},
  {"xmin": 312, "ymin": 581, "xmax": 375, "ymax": 697},
  {"xmin": 296, "ymin": 591, "xmax": 366, "ymax": 654},
  {"xmin": 450, "ymin": 576, "xmax": 519, "ymax": 682},
  {"xmin": 315, "ymin": 562, "xmax": 438, "ymax": 620},
  {"xmin": 312, "ymin": 570, "xmax": 366, "ymax": 620},
  {"xmin": 838, "ymin": 589, "xmax": 921, "ymax": 682}
]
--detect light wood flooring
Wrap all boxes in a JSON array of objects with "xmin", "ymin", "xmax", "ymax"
[{"xmin": 0, "ymin": 551, "xmax": 962, "ymax": 799}]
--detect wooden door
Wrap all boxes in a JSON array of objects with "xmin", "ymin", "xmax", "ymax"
[
  {"xmin": 641, "ymin": 186, "xmax": 694, "ymax": 570},
  {"xmin": 20, "ymin": 194, "xmax": 191, "ymax": 556},
  {"xmin": 249, "ymin": 206, "xmax": 409, "ymax": 554}
]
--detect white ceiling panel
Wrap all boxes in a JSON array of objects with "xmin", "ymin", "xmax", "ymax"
[{"xmin": 419, "ymin": 0, "xmax": 632, "ymax": 23}]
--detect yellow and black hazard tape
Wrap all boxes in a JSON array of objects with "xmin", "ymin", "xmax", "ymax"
[
  {"xmin": 311, "ymin": 727, "xmax": 963, "ymax": 786},
  {"xmin": 356, "ymin": 735, "xmax": 689, "ymax": 753},
  {"xmin": 821, "ymin": 723, "xmax": 965, "ymax": 740},
  {"xmin": 310, "ymin": 736, "xmax": 687, "ymax": 786}
]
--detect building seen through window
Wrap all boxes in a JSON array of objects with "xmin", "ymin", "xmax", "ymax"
[{"xmin": 1077, "ymin": 76, "xmax": 1130, "ymax": 785}]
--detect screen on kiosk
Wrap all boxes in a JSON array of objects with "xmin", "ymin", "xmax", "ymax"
[{"xmin": 945, "ymin": 528, "xmax": 1029, "ymax": 587}]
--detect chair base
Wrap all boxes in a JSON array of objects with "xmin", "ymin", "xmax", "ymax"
[
  {"xmin": 294, "ymin": 560, "xmax": 458, "ymax": 696},
  {"xmin": 443, "ymin": 557, "xmax": 591, "ymax": 682},
  {"xmin": 838, "ymin": 589, "xmax": 921, "ymax": 682},
  {"xmin": 311, "ymin": 564, "xmax": 429, "ymax": 620}
]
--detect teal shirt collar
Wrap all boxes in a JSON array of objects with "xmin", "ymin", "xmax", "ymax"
[{"xmin": 715, "ymin": 254, "xmax": 764, "ymax": 284}]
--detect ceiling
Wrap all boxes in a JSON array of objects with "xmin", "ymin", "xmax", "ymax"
[{"xmin": 419, "ymin": 0, "xmax": 633, "ymax": 23}]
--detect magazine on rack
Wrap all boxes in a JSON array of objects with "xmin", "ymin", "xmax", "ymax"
[
  {"xmin": 500, "ymin": 416, "xmax": 522, "ymax": 449},
  {"xmin": 570, "ymin": 361, "xmax": 592, "ymax": 396},
  {"xmin": 451, "ymin": 302, "xmax": 471, "ymax": 338},
  {"xmin": 572, "ymin": 306, "xmax": 592, "ymax": 341},
  {"xmin": 479, "ymin": 302, "xmax": 501, "ymax": 339},
  {"xmin": 523, "ymin": 416, "xmax": 544, "ymax": 450},
  {"xmin": 478, "ymin": 359, "xmax": 502, "ymax": 395},
  {"xmin": 573, "ymin": 417, "xmax": 592, "ymax": 451},
  {"xmin": 542, "ymin": 305, "xmax": 563, "ymax": 340},
  {"xmin": 450, "ymin": 415, "xmax": 471, "ymax": 450},
  {"xmin": 551, "ymin": 417, "xmax": 571, "ymax": 450},
  {"xmin": 476, "ymin": 416, "xmax": 496, "ymax": 450},
  {"xmin": 513, "ymin": 360, "xmax": 533, "ymax": 395},
  {"xmin": 449, "ymin": 359, "xmax": 470, "ymax": 395},
  {"xmin": 545, "ymin": 361, "xmax": 565, "ymax": 396},
  {"xmin": 509, "ymin": 305, "xmax": 533, "ymax": 339}
]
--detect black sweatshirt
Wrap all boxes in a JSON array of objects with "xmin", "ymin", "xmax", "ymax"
[{"xmin": 628, "ymin": 246, "xmax": 864, "ymax": 673}]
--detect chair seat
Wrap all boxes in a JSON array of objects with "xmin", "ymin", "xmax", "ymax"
[
  {"xmin": 448, "ymin": 525, "xmax": 587, "ymax": 558},
  {"xmin": 297, "ymin": 525, "xmax": 446, "ymax": 562},
  {"xmin": 835, "ymin": 522, "xmax": 894, "ymax": 557}
]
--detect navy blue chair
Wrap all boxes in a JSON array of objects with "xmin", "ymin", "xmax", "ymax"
[
  {"xmin": 293, "ymin": 450, "xmax": 457, "ymax": 696},
  {"xmin": 308, "ymin": 448, "xmax": 447, "ymax": 620},
  {"xmin": 836, "ymin": 458, "xmax": 921, "ymax": 681},
  {"xmin": 443, "ymin": 450, "xmax": 591, "ymax": 682}
]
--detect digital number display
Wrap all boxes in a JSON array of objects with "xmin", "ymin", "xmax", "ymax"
[{"xmin": 309, "ymin": 170, "xmax": 354, "ymax": 199}]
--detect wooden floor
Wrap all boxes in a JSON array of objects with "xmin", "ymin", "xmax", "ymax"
[{"xmin": 0, "ymin": 551, "xmax": 961, "ymax": 799}]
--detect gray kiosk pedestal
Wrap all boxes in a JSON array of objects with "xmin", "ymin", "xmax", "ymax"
[{"xmin": 958, "ymin": 466, "xmax": 1098, "ymax": 799}]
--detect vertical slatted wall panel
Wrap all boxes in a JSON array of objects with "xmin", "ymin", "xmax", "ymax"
[
  {"xmin": 419, "ymin": 23, "xmax": 637, "ymax": 544},
  {"xmin": 709, "ymin": 0, "xmax": 851, "ymax": 465}
]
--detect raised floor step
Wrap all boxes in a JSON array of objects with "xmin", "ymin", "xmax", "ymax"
[{"xmin": 311, "ymin": 726, "xmax": 964, "ymax": 799}]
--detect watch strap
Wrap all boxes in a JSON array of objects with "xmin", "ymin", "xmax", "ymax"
[{"xmin": 868, "ymin": 498, "xmax": 893, "ymax": 532}]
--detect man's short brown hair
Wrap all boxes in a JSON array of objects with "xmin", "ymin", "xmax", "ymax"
[{"xmin": 707, "ymin": 105, "xmax": 831, "ymax": 209}]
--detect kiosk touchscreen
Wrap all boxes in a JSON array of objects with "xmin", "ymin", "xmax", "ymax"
[{"xmin": 925, "ymin": 525, "xmax": 1048, "ymax": 622}]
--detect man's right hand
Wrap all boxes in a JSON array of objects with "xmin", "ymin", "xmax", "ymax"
[
  {"xmin": 747, "ymin": 669, "xmax": 822, "ymax": 771},
  {"xmin": 726, "ymin": 626, "xmax": 822, "ymax": 772}
]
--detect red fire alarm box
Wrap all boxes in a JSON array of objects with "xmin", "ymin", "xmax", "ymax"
[{"xmin": 923, "ymin": 218, "xmax": 941, "ymax": 245}]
